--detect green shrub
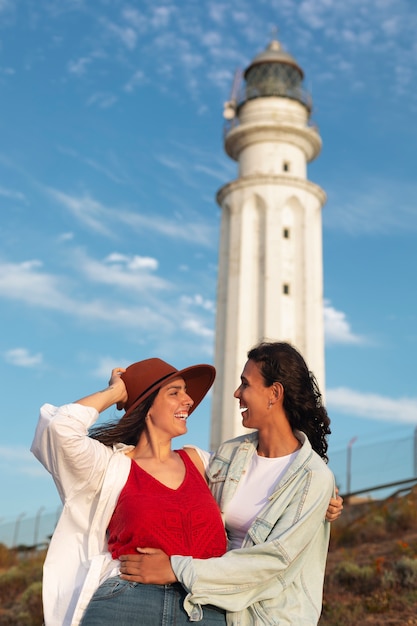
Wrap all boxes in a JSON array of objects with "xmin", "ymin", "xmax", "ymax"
[
  {"xmin": 364, "ymin": 589, "xmax": 391, "ymax": 613},
  {"xmin": 19, "ymin": 581, "xmax": 43, "ymax": 625},
  {"xmin": 394, "ymin": 557, "xmax": 417, "ymax": 589},
  {"xmin": 385, "ymin": 489, "xmax": 417, "ymax": 532},
  {"xmin": 333, "ymin": 561, "xmax": 379, "ymax": 594},
  {"xmin": 0, "ymin": 567, "xmax": 30, "ymax": 606},
  {"xmin": 330, "ymin": 486, "xmax": 417, "ymax": 550},
  {"xmin": 320, "ymin": 598, "xmax": 363, "ymax": 625},
  {"xmin": 0, "ymin": 551, "xmax": 44, "ymax": 624},
  {"xmin": 381, "ymin": 569, "xmax": 396, "ymax": 589}
]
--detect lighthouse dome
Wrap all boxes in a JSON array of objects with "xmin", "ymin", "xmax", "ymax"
[{"xmin": 243, "ymin": 39, "xmax": 311, "ymax": 111}]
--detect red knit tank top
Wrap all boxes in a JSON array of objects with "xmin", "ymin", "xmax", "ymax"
[{"xmin": 107, "ymin": 449, "xmax": 227, "ymax": 559}]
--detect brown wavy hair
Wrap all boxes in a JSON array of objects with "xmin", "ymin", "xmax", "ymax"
[{"xmin": 89, "ymin": 389, "xmax": 159, "ymax": 447}]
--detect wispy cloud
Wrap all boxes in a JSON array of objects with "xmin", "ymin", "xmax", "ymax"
[
  {"xmin": 0, "ymin": 260, "xmax": 71, "ymax": 307},
  {"xmin": 67, "ymin": 56, "xmax": 92, "ymax": 76},
  {"xmin": 324, "ymin": 178, "xmax": 417, "ymax": 235},
  {"xmin": 0, "ymin": 446, "xmax": 46, "ymax": 478},
  {"xmin": 327, "ymin": 387, "xmax": 417, "ymax": 424},
  {"xmin": 106, "ymin": 252, "xmax": 158, "ymax": 271},
  {"xmin": 3, "ymin": 348, "xmax": 43, "ymax": 368},
  {"xmin": 179, "ymin": 293, "xmax": 216, "ymax": 346},
  {"xmin": 180, "ymin": 293, "xmax": 216, "ymax": 313},
  {"xmin": 0, "ymin": 256, "xmax": 216, "ymax": 349},
  {"xmin": 324, "ymin": 301, "xmax": 364, "ymax": 345},
  {"xmin": 86, "ymin": 92, "xmax": 118, "ymax": 109},
  {"xmin": 100, "ymin": 17, "xmax": 138, "ymax": 50},
  {"xmin": 44, "ymin": 184, "xmax": 216, "ymax": 246},
  {"xmin": 0, "ymin": 258, "xmax": 170, "ymax": 328},
  {"xmin": 56, "ymin": 232, "xmax": 74, "ymax": 242},
  {"xmin": 73, "ymin": 250, "xmax": 170, "ymax": 292},
  {"xmin": 45, "ymin": 188, "xmax": 116, "ymax": 237},
  {"xmin": 182, "ymin": 317, "xmax": 214, "ymax": 339},
  {"xmin": 57, "ymin": 146, "xmax": 131, "ymax": 185},
  {"xmin": 0, "ymin": 0, "xmax": 15, "ymax": 18},
  {"xmin": 0, "ymin": 186, "xmax": 26, "ymax": 201},
  {"xmin": 155, "ymin": 141, "xmax": 234, "ymax": 194},
  {"xmin": 8, "ymin": 0, "xmax": 417, "ymax": 111},
  {"xmin": 124, "ymin": 69, "xmax": 147, "ymax": 93},
  {"xmin": 116, "ymin": 207, "xmax": 216, "ymax": 247}
]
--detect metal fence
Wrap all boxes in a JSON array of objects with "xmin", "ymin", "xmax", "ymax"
[
  {"xmin": 0, "ymin": 507, "xmax": 62, "ymax": 549},
  {"xmin": 328, "ymin": 432, "xmax": 417, "ymax": 497},
  {"xmin": 1, "ymin": 432, "xmax": 416, "ymax": 549}
]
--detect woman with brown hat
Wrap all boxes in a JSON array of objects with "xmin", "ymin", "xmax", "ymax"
[
  {"xmin": 117, "ymin": 342, "xmax": 340, "ymax": 625},
  {"xmin": 31, "ymin": 357, "xmax": 228, "ymax": 626},
  {"xmin": 32, "ymin": 350, "xmax": 342, "ymax": 626}
]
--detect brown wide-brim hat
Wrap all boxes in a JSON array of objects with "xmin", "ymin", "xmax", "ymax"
[{"xmin": 120, "ymin": 358, "xmax": 216, "ymax": 419}]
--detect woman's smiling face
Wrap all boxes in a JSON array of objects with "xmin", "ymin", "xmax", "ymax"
[
  {"xmin": 148, "ymin": 377, "xmax": 194, "ymax": 438},
  {"xmin": 233, "ymin": 360, "xmax": 272, "ymax": 429}
]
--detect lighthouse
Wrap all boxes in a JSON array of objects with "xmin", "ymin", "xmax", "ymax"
[{"xmin": 210, "ymin": 38, "xmax": 326, "ymax": 450}]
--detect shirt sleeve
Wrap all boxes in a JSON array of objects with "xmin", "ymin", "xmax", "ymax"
[
  {"xmin": 182, "ymin": 445, "xmax": 211, "ymax": 471},
  {"xmin": 30, "ymin": 403, "xmax": 113, "ymax": 503},
  {"xmin": 171, "ymin": 466, "xmax": 334, "ymax": 614}
]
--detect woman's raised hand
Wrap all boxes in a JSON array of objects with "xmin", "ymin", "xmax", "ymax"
[{"xmin": 108, "ymin": 367, "xmax": 128, "ymax": 410}]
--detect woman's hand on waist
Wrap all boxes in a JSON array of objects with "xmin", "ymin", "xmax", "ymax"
[{"xmin": 119, "ymin": 547, "xmax": 177, "ymax": 584}]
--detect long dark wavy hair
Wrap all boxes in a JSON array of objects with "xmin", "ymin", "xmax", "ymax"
[
  {"xmin": 247, "ymin": 342, "xmax": 331, "ymax": 462},
  {"xmin": 89, "ymin": 389, "xmax": 159, "ymax": 447}
]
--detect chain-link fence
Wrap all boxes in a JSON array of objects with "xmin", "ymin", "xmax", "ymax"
[
  {"xmin": 0, "ymin": 507, "xmax": 61, "ymax": 549},
  {"xmin": 329, "ymin": 432, "xmax": 417, "ymax": 497}
]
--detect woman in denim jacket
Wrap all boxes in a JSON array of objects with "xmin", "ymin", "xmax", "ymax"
[{"xmin": 120, "ymin": 342, "xmax": 336, "ymax": 625}]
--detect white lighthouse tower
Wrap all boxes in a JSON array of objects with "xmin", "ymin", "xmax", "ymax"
[{"xmin": 210, "ymin": 38, "xmax": 326, "ymax": 450}]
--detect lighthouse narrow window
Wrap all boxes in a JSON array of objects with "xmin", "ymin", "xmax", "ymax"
[
  {"xmin": 283, "ymin": 161, "xmax": 290, "ymax": 172},
  {"xmin": 283, "ymin": 284, "xmax": 290, "ymax": 295},
  {"xmin": 283, "ymin": 228, "xmax": 290, "ymax": 239}
]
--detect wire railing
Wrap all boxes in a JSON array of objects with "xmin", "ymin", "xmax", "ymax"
[
  {"xmin": 0, "ymin": 507, "xmax": 62, "ymax": 550},
  {"xmin": 329, "ymin": 432, "xmax": 416, "ymax": 498}
]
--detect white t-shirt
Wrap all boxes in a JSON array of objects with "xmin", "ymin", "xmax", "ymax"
[{"xmin": 224, "ymin": 451, "xmax": 299, "ymax": 549}]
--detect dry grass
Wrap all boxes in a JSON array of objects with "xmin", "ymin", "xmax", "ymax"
[
  {"xmin": 320, "ymin": 486, "xmax": 417, "ymax": 625},
  {"xmin": 1, "ymin": 488, "xmax": 417, "ymax": 625},
  {"xmin": 0, "ymin": 549, "xmax": 45, "ymax": 626}
]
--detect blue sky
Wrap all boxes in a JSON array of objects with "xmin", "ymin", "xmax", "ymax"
[{"xmin": 1, "ymin": 0, "xmax": 417, "ymax": 526}]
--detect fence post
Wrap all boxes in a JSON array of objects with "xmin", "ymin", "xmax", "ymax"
[
  {"xmin": 346, "ymin": 436, "xmax": 358, "ymax": 496},
  {"xmin": 33, "ymin": 506, "xmax": 45, "ymax": 547},
  {"xmin": 414, "ymin": 426, "xmax": 417, "ymax": 477},
  {"xmin": 12, "ymin": 512, "xmax": 26, "ymax": 548}
]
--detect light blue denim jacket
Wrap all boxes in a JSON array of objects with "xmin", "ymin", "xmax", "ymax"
[{"xmin": 172, "ymin": 431, "xmax": 335, "ymax": 625}]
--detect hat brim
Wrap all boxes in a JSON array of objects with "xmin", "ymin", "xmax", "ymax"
[{"xmin": 123, "ymin": 363, "xmax": 216, "ymax": 419}]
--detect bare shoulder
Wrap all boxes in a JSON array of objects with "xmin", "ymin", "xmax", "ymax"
[{"xmin": 182, "ymin": 447, "xmax": 206, "ymax": 479}]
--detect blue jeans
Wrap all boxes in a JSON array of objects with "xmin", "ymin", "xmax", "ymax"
[{"xmin": 80, "ymin": 576, "xmax": 226, "ymax": 625}]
